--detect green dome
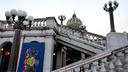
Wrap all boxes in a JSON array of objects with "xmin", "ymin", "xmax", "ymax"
[{"xmin": 67, "ymin": 13, "xmax": 82, "ymax": 27}]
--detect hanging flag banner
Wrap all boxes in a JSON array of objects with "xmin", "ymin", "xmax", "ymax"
[{"xmin": 17, "ymin": 42, "xmax": 45, "ymax": 72}]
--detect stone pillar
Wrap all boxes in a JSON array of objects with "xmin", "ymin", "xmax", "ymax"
[
  {"xmin": 62, "ymin": 47, "xmax": 66, "ymax": 66},
  {"xmin": 107, "ymin": 32, "xmax": 128, "ymax": 50},
  {"xmin": 56, "ymin": 47, "xmax": 62, "ymax": 69},
  {"xmin": 56, "ymin": 46, "xmax": 67, "ymax": 69},
  {"xmin": 46, "ymin": 17, "xmax": 57, "ymax": 29},
  {"xmin": 81, "ymin": 53, "xmax": 85, "ymax": 60},
  {"xmin": 43, "ymin": 36, "xmax": 54, "ymax": 72}
]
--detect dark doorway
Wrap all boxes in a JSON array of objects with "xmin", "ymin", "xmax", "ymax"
[
  {"xmin": 0, "ymin": 42, "xmax": 12, "ymax": 72},
  {"xmin": 66, "ymin": 48, "xmax": 81, "ymax": 65}
]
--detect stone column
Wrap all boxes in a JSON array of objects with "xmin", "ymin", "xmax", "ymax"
[
  {"xmin": 81, "ymin": 53, "xmax": 85, "ymax": 60},
  {"xmin": 43, "ymin": 36, "xmax": 54, "ymax": 72},
  {"xmin": 56, "ymin": 47, "xmax": 62, "ymax": 69},
  {"xmin": 56, "ymin": 46, "xmax": 67, "ymax": 69},
  {"xmin": 62, "ymin": 47, "xmax": 67, "ymax": 66}
]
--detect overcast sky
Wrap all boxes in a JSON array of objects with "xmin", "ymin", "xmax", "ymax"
[{"xmin": 0, "ymin": 0, "xmax": 128, "ymax": 36}]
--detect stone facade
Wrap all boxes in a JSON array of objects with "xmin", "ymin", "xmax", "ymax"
[{"xmin": 0, "ymin": 16, "xmax": 128, "ymax": 72}]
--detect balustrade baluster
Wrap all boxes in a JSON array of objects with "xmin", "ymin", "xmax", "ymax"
[
  {"xmin": 101, "ymin": 39, "xmax": 106, "ymax": 47},
  {"xmin": 123, "ymin": 49, "xmax": 128, "ymax": 72},
  {"xmin": 84, "ymin": 64, "xmax": 90, "ymax": 72},
  {"xmin": 99, "ymin": 63, "xmax": 106, "ymax": 72},
  {"xmin": 91, "ymin": 61, "xmax": 99, "ymax": 72},
  {"xmin": 39, "ymin": 21, "xmax": 41, "ymax": 26},
  {"xmin": 74, "ymin": 67, "xmax": 80, "ymax": 72},
  {"xmin": 108, "ymin": 61, "xmax": 115, "ymax": 72},
  {"xmin": 101, "ymin": 58, "xmax": 109, "ymax": 70},
  {"xmin": 33, "ymin": 21, "xmax": 36, "ymax": 27},
  {"xmin": 80, "ymin": 66, "xmax": 85, "ymax": 72},
  {"xmin": 91, "ymin": 35, "xmax": 95, "ymax": 42},
  {"xmin": 115, "ymin": 52, "xmax": 123, "ymax": 72},
  {"xmin": 38, "ymin": 21, "xmax": 40, "ymax": 26},
  {"xmin": 35, "ymin": 21, "xmax": 38, "ymax": 26},
  {"xmin": 43, "ymin": 21, "xmax": 45, "ymax": 26},
  {"xmin": 110, "ymin": 55, "xmax": 116, "ymax": 65}
]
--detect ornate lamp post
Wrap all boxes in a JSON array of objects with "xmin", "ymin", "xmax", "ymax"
[
  {"xmin": 5, "ymin": 9, "xmax": 34, "ymax": 71},
  {"xmin": 58, "ymin": 15, "xmax": 66, "ymax": 25},
  {"xmin": 103, "ymin": 0, "xmax": 119, "ymax": 32}
]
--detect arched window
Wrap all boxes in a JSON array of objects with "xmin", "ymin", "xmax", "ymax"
[{"xmin": 0, "ymin": 41, "xmax": 12, "ymax": 72}]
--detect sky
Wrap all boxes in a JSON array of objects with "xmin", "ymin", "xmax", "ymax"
[{"xmin": 0, "ymin": 0, "xmax": 128, "ymax": 36}]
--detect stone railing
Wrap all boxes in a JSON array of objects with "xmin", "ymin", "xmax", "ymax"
[
  {"xmin": 0, "ymin": 20, "xmax": 10, "ymax": 31},
  {"xmin": 0, "ymin": 17, "xmax": 58, "ymax": 31},
  {"xmin": 52, "ymin": 45, "xmax": 128, "ymax": 72},
  {"xmin": 59, "ymin": 25, "xmax": 106, "ymax": 47}
]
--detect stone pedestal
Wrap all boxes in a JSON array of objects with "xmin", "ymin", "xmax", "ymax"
[{"xmin": 107, "ymin": 32, "xmax": 128, "ymax": 50}]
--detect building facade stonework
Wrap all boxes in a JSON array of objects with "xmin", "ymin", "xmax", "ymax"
[{"xmin": 0, "ymin": 14, "xmax": 128, "ymax": 72}]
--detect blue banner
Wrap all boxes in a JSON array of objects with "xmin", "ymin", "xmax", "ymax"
[{"xmin": 17, "ymin": 42, "xmax": 45, "ymax": 72}]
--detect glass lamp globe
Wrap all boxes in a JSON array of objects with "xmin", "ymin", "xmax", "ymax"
[
  {"xmin": 10, "ymin": 9, "xmax": 17, "ymax": 16},
  {"xmin": 109, "ymin": 1, "xmax": 112, "ymax": 5},
  {"xmin": 28, "ymin": 16, "xmax": 34, "ymax": 21},
  {"xmin": 58, "ymin": 15, "xmax": 66, "ymax": 21},
  {"xmin": 22, "ymin": 11, "xmax": 27, "ymax": 17},
  {"xmin": 5, "ymin": 11, "xmax": 11, "ymax": 17},
  {"xmin": 104, "ymin": 3, "xmax": 107, "ymax": 8},
  {"xmin": 17, "ymin": 10, "xmax": 27, "ymax": 17},
  {"xmin": 113, "ymin": 0, "xmax": 119, "ymax": 6}
]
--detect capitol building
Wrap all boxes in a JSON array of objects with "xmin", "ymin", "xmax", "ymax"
[{"xmin": 0, "ymin": 1, "xmax": 128, "ymax": 72}]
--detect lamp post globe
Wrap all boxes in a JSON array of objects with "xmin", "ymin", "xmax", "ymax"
[
  {"xmin": 28, "ymin": 16, "xmax": 34, "ymax": 29},
  {"xmin": 10, "ymin": 9, "xmax": 17, "ymax": 16},
  {"xmin": 108, "ymin": 1, "xmax": 112, "ymax": 6},
  {"xmin": 28, "ymin": 16, "xmax": 34, "ymax": 21},
  {"xmin": 5, "ymin": 11, "xmax": 11, "ymax": 17},
  {"xmin": 5, "ymin": 11, "xmax": 11, "ymax": 21},
  {"xmin": 10, "ymin": 9, "xmax": 17, "ymax": 21}
]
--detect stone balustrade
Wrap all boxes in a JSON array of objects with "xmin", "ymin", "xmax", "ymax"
[
  {"xmin": 52, "ymin": 45, "xmax": 128, "ymax": 72},
  {"xmin": 0, "ymin": 17, "xmax": 56, "ymax": 31},
  {"xmin": 32, "ymin": 18, "xmax": 46, "ymax": 27},
  {"xmin": 59, "ymin": 25, "xmax": 106, "ymax": 48}
]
